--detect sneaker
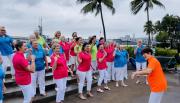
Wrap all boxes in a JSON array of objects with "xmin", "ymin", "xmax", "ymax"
[
  {"xmin": 104, "ymin": 86, "xmax": 111, "ymax": 90},
  {"xmin": 136, "ymin": 80, "xmax": 140, "ymax": 84},
  {"xmin": 79, "ymin": 95, "xmax": 87, "ymax": 100},
  {"xmin": 55, "ymin": 87, "xmax": 59, "ymax": 91},
  {"xmin": 93, "ymin": 76, "xmax": 97, "ymax": 80},
  {"xmin": 121, "ymin": 84, "xmax": 128, "ymax": 87},
  {"xmin": 40, "ymin": 93, "xmax": 47, "ymax": 96},
  {"xmin": 11, "ymin": 75, "xmax": 15, "ymax": 80},
  {"xmin": 115, "ymin": 83, "xmax": 119, "ymax": 87},
  {"xmin": 97, "ymin": 88, "xmax": 104, "ymax": 93}
]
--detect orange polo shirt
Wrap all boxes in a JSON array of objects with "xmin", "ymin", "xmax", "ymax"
[{"xmin": 147, "ymin": 56, "xmax": 167, "ymax": 92}]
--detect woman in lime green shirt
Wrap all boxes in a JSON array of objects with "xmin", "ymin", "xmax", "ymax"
[{"xmin": 89, "ymin": 36, "xmax": 98, "ymax": 79}]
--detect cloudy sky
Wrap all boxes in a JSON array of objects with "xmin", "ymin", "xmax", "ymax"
[{"xmin": 0, "ymin": 0, "xmax": 180, "ymax": 39}]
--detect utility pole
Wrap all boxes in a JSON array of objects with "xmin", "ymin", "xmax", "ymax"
[{"xmin": 38, "ymin": 17, "xmax": 43, "ymax": 35}]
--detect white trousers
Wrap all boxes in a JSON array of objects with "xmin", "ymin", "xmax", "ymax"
[
  {"xmin": 77, "ymin": 70, "xmax": 92, "ymax": 93},
  {"xmin": 31, "ymin": 70, "xmax": 46, "ymax": 96},
  {"xmin": 124, "ymin": 64, "xmax": 128, "ymax": 79},
  {"xmin": 55, "ymin": 78, "xmax": 67, "ymax": 102},
  {"xmin": 98, "ymin": 69, "xmax": 109, "ymax": 86},
  {"xmin": 115, "ymin": 66, "xmax": 126, "ymax": 81},
  {"xmin": 0, "ymin": 100, "xmax": 2, "ymax": 103},
  {"xmin": 1, "ymin": 54, "xmax": 14, "ymax": 76},
  {"xmin": 19, "ymin": 84, "xmax": 33, "ymax": 103},
  {"xmin": 107, "ymin": 62, "xmax": 115, "ymax": 81},
  {"xmin": 91, "ymin": 61, "xmax": 97, "ymax": 73},
  {"xmin": 136, "ymin": 62, "xmax": 147, "ymax": 71},
  {"xmin": 148, "ymin": 92, "xmax": 164, "ymax": 103}
]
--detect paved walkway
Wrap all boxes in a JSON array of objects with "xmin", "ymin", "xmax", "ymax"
[{"xmin": 52, "ymin": 72, "xmax": 180, "ymax": 103}]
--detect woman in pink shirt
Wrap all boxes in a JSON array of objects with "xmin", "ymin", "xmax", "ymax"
[
  {"xmin": 50, "ymin": 43, "xmax": 68, "ymax": 103},
  {"xmin": 12, "ymin": 41, "xmax": 35, "ymax": 103},
  {"xmin": 105, "ymin": 42, "xmax": 115, "ymax": 81},
  {"xmin": 59, "ymin": 36, "xmax": 74, "ymax": 77},
  {"xmin": 97, "ymin": 44, "xmax": 110, "ymax": 93},
  {"xmin": 77, "ymin": 43, "xmax": 93, "ymax": 100}
]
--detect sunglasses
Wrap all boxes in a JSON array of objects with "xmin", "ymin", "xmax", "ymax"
[{"xmin": 1, "ymin": 30, "xmax": 5, "ymax": 31}]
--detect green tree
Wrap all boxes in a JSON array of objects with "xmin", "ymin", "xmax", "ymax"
[
  {"xmin": 155, "ymin": 14, "xmax": 180, "ymax": 48},
  {"xmin": 144, "ymin": 21, "xmax": 156, "ymax": 41},
  {"xmin": 77, "ymin": 0, "xmax": 115, "ymax": 41},
  {"xmin": 130, "ymin": 0, "xmax": 165, "ymax": 47},
  {"xmin": 156, "ymin": 31, "xmax": 168, "ymax": 42}
]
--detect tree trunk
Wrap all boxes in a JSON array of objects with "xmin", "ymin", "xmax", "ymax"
[
  {"xmin": 99, "ymin": 3, "xmax": 106, "ymax": 41},
  {"xmin": 146, "ymin": 7, "xmax": 151, "ymax": 47}
]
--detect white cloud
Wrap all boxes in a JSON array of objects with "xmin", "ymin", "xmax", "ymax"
[{"xmin": 0, "ymin": 0, "xmax": 180, "ymax": 39}]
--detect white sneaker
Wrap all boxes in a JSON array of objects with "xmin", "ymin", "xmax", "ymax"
[
  {"xmin": 55, "ymin": 87, "xmax": 59, "ymax": 91},
  {"xmin": 97, "ymin": 88, "xmax": 104, "ymax": 93},
  {"xmin": 122, "ymin": 84, "xmax": 128, "ymax": 87},
  {"xmin": 104, "ymin": 86, "xmax": 111, "ymax": 90},
  {"xmin": 136, "ymin": 80, "xmax": 140, "ymax": 84},
  {"xmin": 115, "ymin": 83, "xmax": 119, "ymax": 87}
]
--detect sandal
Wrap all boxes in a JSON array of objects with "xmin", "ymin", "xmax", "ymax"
[{"xmin": 87, "ymin": 92, "xmax": 94, "ymax": 97}]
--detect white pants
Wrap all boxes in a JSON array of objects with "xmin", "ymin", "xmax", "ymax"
[
  {"xmin": 107, "ymin": 62, "xmax": 114, "ymax": 81},
  {"xmin": 70, "ymin": 56, "xmax": 78, "ymax": 71},
  {"xmin": 55, "ymin": 78, "xmax": 67, "ymax": 102},
  {"xmin": 69, "ymin": 56, "xmax": 76, "ymax": 65},
  {"xmin": 136, "ymin": 62, "xmax": 147, "ymax": 71},
  {"xmin": 98, "ymin": 69, "xmax": 109, "ymax": 86},
  {"xmin": 148, "ymin": 92, "xmax": 164, "ymax": 103},
  {"xmin": 115, "ymin": 66, "xmax": 126, "ymax": 81},
  {"xmin": 19, "ymin": 84, "xmax": 33, "ymax": 103},
  {"xmin": 1, "ymin": 54, "xmax": 14, "ymax": 76},
  {"xmin": 124, "ymin": 64, "xmax": 128, "ymax": 79},
  {"xmin": 77, "ymin": 70, "xmax": 92, "ymax": 93},
  {"xmin": 91, "ymin": 61, "xmax": 97, "ymax": 73},
  {"xmin": 0, "ymin": 100, "xmax": 2, "ymax": 103},
  {"xmin": 31, "ymin": 70, "xmax": 46, "ymax": 96}
]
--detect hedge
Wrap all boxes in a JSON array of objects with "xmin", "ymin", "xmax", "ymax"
[
  {"xmin": 125, "ymin": 46, "xmax": 177, "ymax": 57},
  {"xmin": 125, "ymin": 46, "xmax": 135, "ymax": 58},
  {"xmin": 155, "ymin": 47, "xmax": 177, "ymax": 56}
]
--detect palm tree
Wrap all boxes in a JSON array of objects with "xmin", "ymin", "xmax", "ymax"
[
  {"xmin": 144, "ymin": 21, "xmax": 156, "ymax": 42},
  {"xmin": 77, "ymin": 0, "xmax": 115, "ymax": 41},
  {"xmin": 130, "ymin": 0, "xmax": 165, "ymax": 47}
]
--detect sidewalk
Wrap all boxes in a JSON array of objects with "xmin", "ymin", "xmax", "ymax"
[{"xmin": 51, "ymin": 72, "xmax": 180, "ymax": 103}]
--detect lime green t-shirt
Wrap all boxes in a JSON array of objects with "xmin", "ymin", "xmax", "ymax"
[
  {"xmin": 53, "ymin": 38, "xmax": 61, "ymax": 43},
  {"xmin": 74, "ymin": 44, "xmax": 82, "ymax": 54},
  {"xmin": 37, "ymin": 36, "xmax": 46, "ymax": 48},
  {"xmin": 91, "ymin": 44, "xmax": 97, "ymax": 61}
]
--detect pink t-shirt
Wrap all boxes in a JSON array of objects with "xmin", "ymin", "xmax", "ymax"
[
  {"xmin": 70, "ymin": 41, "xmax": 76, "ymax": 56},
  {"xmin": 97, "ymin": 50, "xmax": 107, "ymax": 70},
  {"xmin": 50, "ymin": 53, "xmax": 68, "ymax": 79},
  {"xmin": 12, "ymin": 52, "xmax": 31, "ymax": 85},
  {"xmin": 59, "ymin": 41, "xmax": 70, "ymax": 61},
  {"xmin": 105, "ymin": 47, "xmax": 115, "ymax": 62},
  {"xmin": 78, "ymin": 52, "xmax": 92, "ymax": 72}
]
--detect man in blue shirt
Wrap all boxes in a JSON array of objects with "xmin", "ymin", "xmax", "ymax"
[
  {"xmin": 30, "ymin": 40, "xmax": 48, "ymax": 97},
  {"xmin": 134, "ymin": 39, "xmax": 147, "ymax": 84},
  {"xmin": 0, "ymin": 26, "xmax": 15, "ymax": 80}
]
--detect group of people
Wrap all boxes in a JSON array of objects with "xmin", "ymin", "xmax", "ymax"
[{"xmin": 0, "ymin": 26, "xmax": 167, "ymax": 103}]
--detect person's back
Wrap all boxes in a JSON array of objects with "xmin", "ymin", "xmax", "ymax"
[{"xmin": 147, "ymin": 56, "xmax": 167, "ymax": 92}]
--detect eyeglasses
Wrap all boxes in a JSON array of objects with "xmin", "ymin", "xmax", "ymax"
[{"xmin": 1, "ymin": 30, "xmax": 5, "ymax": 31}]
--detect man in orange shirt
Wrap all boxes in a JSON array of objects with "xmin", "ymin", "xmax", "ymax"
[{"xmin": 131, "ymin": 48, "xmax": 167, "ymax": 103}]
